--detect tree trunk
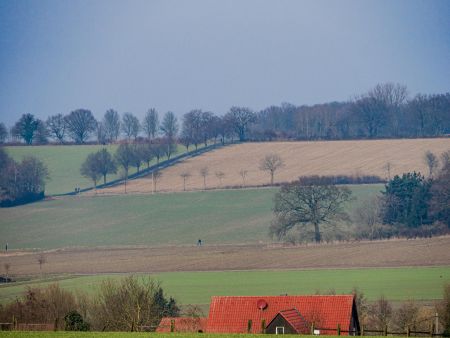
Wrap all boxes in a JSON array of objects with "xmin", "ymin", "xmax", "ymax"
[{"xmin": 314, "ymin": 223, "xmax": 321, "ymax": 243}]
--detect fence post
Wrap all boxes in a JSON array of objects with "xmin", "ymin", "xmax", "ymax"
[
  {"xmin": 361, "ymin": 325, "xmax": 364, "ymax": 336},
  {"xmin": 261, "ymin": 319, "xmax": 266, "ymax": 334},
  {"xmin": 247, "ymin": 319, "xmax": 252, "ymax": 333},
  {"xmin": 406, "ymin": 326, "xmax": 410, "ymax": 337},
  {"xmin": 337, "ymin": 324, "xmax": 341, "ymax": 336},
  {"xmin": 430, "ymin": 323, "xmax": 433, "ymax": 337},
  {"xmin": 54, "ymin": 318, "xmax": 58, "ymax": 331},
  {"xmin": 170, "ymin": 319, "xmax": 175, "ymax": 332},
  {"xmin": 435, "ymin": 313, "xmax": 439, "ymax": 335},
  {"xmin": 383, "ymin": 325, "xmax": 387, "ymax": 336},
  {"xmin": 311, "ymin": 323, "xmax": 315, "ymax": 335}
]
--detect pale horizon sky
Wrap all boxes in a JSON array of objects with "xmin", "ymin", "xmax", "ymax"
[{"xmin": 0, "ymin": 0, "xmax": 449, "ymax": 126}]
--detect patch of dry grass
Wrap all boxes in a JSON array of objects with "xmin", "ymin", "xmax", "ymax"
[{"xmin": 94, "ymin": 138, "xmax": 450, "ymax": 195}]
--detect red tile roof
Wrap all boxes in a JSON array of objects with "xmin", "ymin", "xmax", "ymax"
[
  {"xmin": 156, "ymin": 317, "xmax": 207, "ymax": 333},
  {"xmin": 206, "ymin": 295, "xmax": 355, "ymax": 334},
  {"xmin": 275, "ymin": 308, "xmax": 309, "ymax": 334}
]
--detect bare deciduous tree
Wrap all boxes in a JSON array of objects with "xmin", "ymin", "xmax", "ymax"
[
  {"xmin": 441, "ymin": 150, "xmax": 450, "ymax": 169},
  {"xmin": 152, "ymin": 170, "xmax": 163, "ymax": 193},
  {"xmin": 0, "ymin": 122, "xmax": 7, "ymax": 144},
  {"xmin": 180, "ymin": 171, "xmax": 191, "ymax": 191},
  {"xmin": 122, "ymin": 113, "xmax": 141, "ymax": 141},
  {"xmin": 160, "ymin": 111, "xmax": 179, "ymax": 140},
  {"xmin": 199, "ymin": 167, "xmax": 209, "ymax": 190},
  {"xmin": 239, "ymin": 169, "xmax": 248, "ymax": 187},
  {"xmin": 80, "ymin": 153, "xmax": 101, "ymax": 189},
  {"xmin": 259, "ymin": 153, "xmax": 284, "ymax": 185},
  {"xmin": 103, "ymin": 109, "xmax": 121, "ymax": 143},
  {"xmin": 215, "ymin": 171, "xmax": 225, "ymax": 187},
  {"xmin": 352, "ymin": 196, "xmax": 382, "ymax": 240},
  {"xmin": 92, "ymin": 276, "xmax": 178, "ymax": 332},
  {"xmin": 224, "ymin": 106, "xmax": 256, "ymax": 141},
  {"xmin": 115, "ymin": 143, "xmax": 133, "ymax": 193},
  {"xmin": 46, "ymin": 114, "xmax": 66, "ymax": 143},
  {"xmin": 37, "ymin": 254, "xmax": 47, "ymax": 272},
  {"xmin": 393, "ymin": 300, "xmax": 419, "ymax": 331},
  {"xmin": 142, "ymin": 108, "xmax": 159, "ymax": 140},
  {"xmin": 369, "ymin": 296, "xmax": 393, "ymax": 330},
  {"xmin": 383, "ymin": 162, "xmax": 393, "ymax": 181},
  {"xmin": 424, "ymin": 150, "xmax": 439, "ymax": 177},
  {"xmin": 65, "ymin": 109, "xmax": 97, "ymax": 144}
]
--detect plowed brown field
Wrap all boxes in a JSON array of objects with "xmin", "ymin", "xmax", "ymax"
[
  {"xmin": 2, "ymin": 237, "xmax": 449, "ymax": 275},
  {"xmin": 93, "ymin": 138, "xmax": 450, "ymax": 195}
]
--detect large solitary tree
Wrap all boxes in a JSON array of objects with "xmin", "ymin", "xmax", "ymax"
[
  {"xmin": 65, "ymin": 109, "xmax": 97, "ymax": 144},
  {"xmin": 271, "ymin": 180, "xmax": 352, "ymax": 243}
]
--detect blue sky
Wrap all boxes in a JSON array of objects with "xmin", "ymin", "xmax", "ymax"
[{"xmin": 0, "ymin": 0, "xmax": 449, "ymax": 126}]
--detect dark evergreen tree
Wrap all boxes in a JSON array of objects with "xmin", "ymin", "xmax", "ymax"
[{"xmin": 382, "ymin": 172, "xmax": 431, "ymax": 228}]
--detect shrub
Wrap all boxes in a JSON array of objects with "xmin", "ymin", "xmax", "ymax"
[{"xmin": 64, "ymin": 310, "xmax": 90, "ymax": 331}]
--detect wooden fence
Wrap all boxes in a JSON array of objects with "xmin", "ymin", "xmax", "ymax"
[
  {"xmin": 0, "ymin": 322, "xmax": 55, "ymax": 331},
  {"xmin": 312, "ymin": 323, "xmax": 443, "ymax": 337}
]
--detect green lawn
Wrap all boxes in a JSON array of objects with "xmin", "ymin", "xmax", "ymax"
[
  {"xmin": 5, "ymin": 144, "xmax": 187, "ymax": 195},
  {"xmin": 0, "ymin": 185, "xmax": 381, "ymax": 249},
  {"xmin": 1, "ymin": 267, "xmax": 448, "ymax": 306}
]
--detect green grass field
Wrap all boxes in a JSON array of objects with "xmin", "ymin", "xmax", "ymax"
[
  {"xmin": 1, "ymin": 267, "xmax": 448, "ymax": 306},
  {"xmin": 0, "ymin": 333, "xmax": 308, "ymax": 337},
  {"xmin": 0, "ymin": 185, "xmax": 381, "ymax": 249},
  {"xmin": 5, "ymin": 145, "xmax": 187, "ymax": 195}
]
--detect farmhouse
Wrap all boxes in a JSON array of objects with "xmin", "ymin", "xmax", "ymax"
[
  {"xmin": 158, "ymin": 294, "xmax": 360, "ymax": 335},
  {"xmin": 156, "ymin": 317, "xmax": 208, "ymax": 333}
]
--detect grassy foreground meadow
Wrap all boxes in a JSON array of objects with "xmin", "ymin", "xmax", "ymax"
[
  {"xmin": 0, "ymin": 333, "xmax": 311, "ymax": 337},
  {"xmin": 5, "ymin": 144, "xmax": 187, "ymax": 195},
  {"xmin": 0, "ymin": 185, "xmax": 381, "ymax": 249},
  {"xmin": 1, "ymin": 267, "xmax": 449, "ymax": 306}
]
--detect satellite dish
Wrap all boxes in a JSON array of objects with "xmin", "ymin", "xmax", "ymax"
[{"xmin": 257, "ymin": 299, "xmax": 268, "ymax": 310}]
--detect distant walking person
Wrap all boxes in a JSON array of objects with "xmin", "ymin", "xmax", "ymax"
[
  {"xmin": 197, "ymin": 239, "xmax": 202, "ymax": 246},
  {"xmin": 5, "ymin": 243, "xmax": 8, "ymax": 252}
]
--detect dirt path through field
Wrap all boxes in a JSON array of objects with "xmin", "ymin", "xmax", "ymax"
[{"xmin": 1, "ymin": 236, "xmax": 449, "ymax": 276}]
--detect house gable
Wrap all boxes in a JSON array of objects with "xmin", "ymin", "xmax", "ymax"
[{"xmin": 266, "ymin": 308, "xmax": 309, "ymax": 334}]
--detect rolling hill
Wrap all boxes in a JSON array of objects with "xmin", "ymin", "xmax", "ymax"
[
  {"xmin": 0, "ymin": 185, "xmax": 380, "ymax": 249},
  {"xmin": 95, "ymin": 138, "xmax": 450, "ymax": 194}
]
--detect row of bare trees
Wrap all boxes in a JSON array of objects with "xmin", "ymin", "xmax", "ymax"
[
  {"xmin": 2, "ymin": 83, "xmax": 447, "ymax": 146},
  {"xmin": 352, "ymin": 286, "xmax": 450, "ymax": 335},
  {"xmin": 253, "ymin": 84, "xmax": 449, "ymax": 140},
  {"xmin": 178, "ymin": 153, "xmax": 284, "ymax": 191}
]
